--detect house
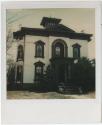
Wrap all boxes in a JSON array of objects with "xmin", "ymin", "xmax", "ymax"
[{"xmin": 13, "ymin": 17, "xmax": 92, "ymax": 85}]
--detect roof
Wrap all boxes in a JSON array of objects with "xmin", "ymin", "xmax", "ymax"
[
  {"xmin": 13, "ymin": 27, "xmax": 92, "ymax": 41},
  {"xmin": 13, "ymin": 17, "xmax": 92, "ymax": 42},
  {"xmin": 40, "ymin": 17, "xmax": 61, "ymax": 27},
  {"xmin": 54, "ymin": 24, "xmax": 75, "ymax": 32}
]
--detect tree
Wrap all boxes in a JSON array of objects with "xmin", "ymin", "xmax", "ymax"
[
  {"xmin": 36, "ymin": 64, "xmax": 57, "ymax": 91},
  {"xmin": 7, "ymin": 59, "xmax": 16, "ymax": 85},
  {"xmin": 72, "ymin": 57, "xmax": 95, "ymax": 92},
  {"xmin": 6, "ymin": 29, "xmax": 14, "ymax": 51},
  {"xmin": 6, "ymin": 28, "xmax": 16, "ymax": 85}
]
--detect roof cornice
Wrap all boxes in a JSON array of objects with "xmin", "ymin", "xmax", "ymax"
[{"xmin": 13, "ymin": 27, "xmax": 92, "ymax": 42}]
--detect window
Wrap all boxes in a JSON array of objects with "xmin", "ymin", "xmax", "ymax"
[
  {"xmin": 53, "ymin": 42, "xmax": 64, "ymax": 58},
  {"xmin": 52, "ymin": 39, "xmax": 68, "ymax": 58},
  {"xmin": 73, "ymin": 47, "xmax": 80, "ymax": 58},
  {"xmin": 55, "ymin": 46, "xmax": 60, "ymax": 56},
  {"xmin": 72, "ymin": 43, "xmax": 81, "ymax": 58},
  {"xmin": 17, "ymin": 45, "xmax": 24, "ymax": 61},
  {"xmin": 16, "ymin": 65, "xmax": 23, "ymax": 83},
  {"xmin": 34, "ymin": 61, "xmax": 45, "ymax": 81},
  {"xmin": 36, "ymin": 44, "xmax": 42, "ymax": 57},
  {"xmin": 36, "ymin": 66, "xmax": 42, "ymax": 74},
  {"xmin": 35, "ymin": 40, "xmax": 45, "ymax": 58},
  {"xmin": 55, "ymin": 42, "xmax": 64, "ymax": 57}
]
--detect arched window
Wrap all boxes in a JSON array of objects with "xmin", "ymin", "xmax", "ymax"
[
  {"xmin": 34, "ymin": 61, "xmax": 45, "ymax": 81},
  {"xmin": 36, "ymin": 66, "xmax": 42, "ymax": 74},
  {"xmin": 17, "ymin": 45, "xmax": 24, "ymax": 61},
  {"xmin": 36, "ymin": 44, "xmax": 42, "ymax": 57},
  {"xmin": 52, "ymin": 39, "xmax": 67, "ymax": 58},
  {"xmin": 72, "ymin": 43, "xmax": 81, "ymax": 58},
  {"xmin": 35, "ymin": 40, "xmax": 45, "ymax": 58},
  {"xmin": 55, "ymin": 46, "xmax": 61, "ymax": 56}
]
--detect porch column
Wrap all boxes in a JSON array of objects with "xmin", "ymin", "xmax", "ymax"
[
  {"xmin": 64, "ymin": 63, "xmax": 67, "ymax": 83},
  {"xmin": 68, "ymin": 63, "xmax": 71, "ymax": 80}
]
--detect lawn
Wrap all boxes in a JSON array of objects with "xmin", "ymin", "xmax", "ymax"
[{"xmin": 7, "ymin": 91, "xmax": 95, "ymax": 99}]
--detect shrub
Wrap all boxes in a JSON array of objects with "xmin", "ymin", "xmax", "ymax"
[
  {"xmin": 38, "ymin": 65, "xmax": 57, "ymax": 91},
  {"xmin": 72, "ymin": 57, "xmax": 95, "ymax": 92}
]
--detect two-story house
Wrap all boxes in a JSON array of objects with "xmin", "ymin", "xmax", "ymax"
[{"xmin": 13, "ymin": 17, "xmax": 92, "ymax": 85}]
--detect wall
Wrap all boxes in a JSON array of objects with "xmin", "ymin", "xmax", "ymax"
[
  {"xmin": 49, "ymin": 36, "xmax": 88, "ymax": 58},
  {"xmin": 88, "ymin": 41, "xmax": 95, "ymax": 59},
  {"xmin": 23, "ymin": 35, "xmax": 49, "ymax": 83},
  {"xmin": 23, "ymin": 35, "xmax": 89, "ymax": 83}
]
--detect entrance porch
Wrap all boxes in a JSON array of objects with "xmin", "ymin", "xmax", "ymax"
[{"xmin": 50, "ymin": 57, "xmax": 74, "ymax": 85}]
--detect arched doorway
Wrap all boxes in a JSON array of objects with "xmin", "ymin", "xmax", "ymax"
[
  {"xmin": 52, "ymin": 39, "xmax": 67, "ymax": 58},
  {"xmin": 51, "ymin": 39, "xmax": 69, "ymax": 83}
]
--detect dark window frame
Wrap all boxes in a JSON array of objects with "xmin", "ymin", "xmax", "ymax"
[
  {"xmin": 52, "ymin": 39, "xmax": 68, "ymax": 58},
  {"xmin": 16, "ymin": 65, "xmax": 23, "ymax": 83},
  {"xmin": 72, "ymin": 43, "xmax": 81, "ymax": 58},
  {"xmin": 35, "ymin": 40, "xmax": 45, "ymax": 58},
  {"xmin": 17, "ymin": 45, "xmax": 24, "ymax": 61},
  {"xmin": 34, "ymin": 61, "xmax": 45, "ymax": 81}
]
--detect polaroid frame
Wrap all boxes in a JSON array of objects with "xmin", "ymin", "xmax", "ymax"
[{"xmin": 1, "ymin": 1, "xmax": 102, "ymax": 124}]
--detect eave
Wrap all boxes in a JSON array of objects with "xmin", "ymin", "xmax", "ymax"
[{"xmin": 13, "ymin": 27, "xmax": 92, "ymax": 42}]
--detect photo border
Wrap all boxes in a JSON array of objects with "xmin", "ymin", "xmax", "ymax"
[{"xmin": 1, "ymin": 1, "xmax": 102, "ymax": 124}]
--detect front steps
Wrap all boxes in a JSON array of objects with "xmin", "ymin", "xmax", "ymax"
[{"xmin": 58, "ymin": 85, "xmax": 83, "ymax": 94}]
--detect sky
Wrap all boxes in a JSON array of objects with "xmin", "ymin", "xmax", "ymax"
[{"xmin": 6, "ymin": 8, "xmax": 95, "ymax": 59}]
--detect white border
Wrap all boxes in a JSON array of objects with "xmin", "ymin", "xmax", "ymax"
[{"xmin": 1, "ymin": 1, "xmax": 102, "ymax": 124}]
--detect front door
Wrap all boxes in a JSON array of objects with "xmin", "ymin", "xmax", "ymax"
[{"xmin": 58, "ymin": 64, "xmax": 65, "ymax": 82}]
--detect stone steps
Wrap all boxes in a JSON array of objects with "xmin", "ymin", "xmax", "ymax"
[{"xmin": 58, "ymin": 85, "xmax": 82, "ymax": 94}]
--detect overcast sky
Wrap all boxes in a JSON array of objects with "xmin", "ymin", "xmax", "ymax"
[{"xmin": 6, "ymin": 8, "xmax": 95, "ymax": 35}]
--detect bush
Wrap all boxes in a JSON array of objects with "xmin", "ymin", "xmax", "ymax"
[
  {"xmin": 37, "ymin": 65, "xmax": 57, "ymax": 91},
  {"xmin": 7, "ymin": 65, "xmax": 15, "ymax": 85},
  {"xmin": 72, "ymin": 57, "xmax": 95, "ymax": 93},
  {"xmin": 36, "ymin": 57, "xmax": 95, "ymax": 93}
]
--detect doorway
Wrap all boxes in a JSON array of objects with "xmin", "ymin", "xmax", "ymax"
[{"xmin": 58, "ymin": 64, "xmax": 65, "ymax": 82}]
